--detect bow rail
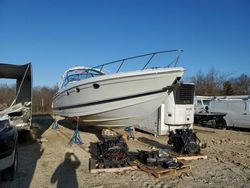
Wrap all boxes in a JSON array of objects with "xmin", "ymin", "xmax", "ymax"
[{"xmin": 93, "ymin": 49, "xmax": 183, "ymax": 73}]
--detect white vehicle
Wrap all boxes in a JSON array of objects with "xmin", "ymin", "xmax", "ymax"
[
  {"xmin": 209, "ymin": 96, "xmax": 250, "ymax": 129},
  {"xmin": 194, "ymin": 96, "xmax": 213, "ymax": 113},
  {"xmin": 53, "ymin": 50, "xmax": 185, "ymax": 127}
]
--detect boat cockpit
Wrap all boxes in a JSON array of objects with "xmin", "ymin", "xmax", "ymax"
[
  {"xmin": 59, "ymin": 67, "xmax": 104, "ymax": 88},
  {"xmin": 58, "ymin": 49, "xmax": 184, "ymax": 89}
]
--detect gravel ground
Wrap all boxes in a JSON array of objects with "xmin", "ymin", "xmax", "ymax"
[{"xmin": 1, "ymin": 116, "xmax": 250, "ymax": 188}]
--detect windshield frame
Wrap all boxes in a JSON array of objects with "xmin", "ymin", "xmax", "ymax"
[{"xmin": 59, "ymin": 68, "xmax": 104, "ymax": 89}]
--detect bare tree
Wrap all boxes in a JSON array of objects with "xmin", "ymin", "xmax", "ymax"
[
  {"xmin": 190, "ymin": 68, "xmax": 226, "ymax": 96},
  {"xmin": 0, "ymin": 84, "xmax": 15, "ymax": 109},
  {"xmin": 32, "ymin": 86, "xmax": 58, "ymax": 113},
  {"xmin": 223, "ymin": 81, "xmax": 234, "ymax": 95},
  {"xmin": 190, "ymin": 69, "xmax": 249, "ymax": 96},
  {"xmin": 230, "ymin": 74, "xmax": 250, "ymax": 95},
  {"xmin": 0, "ymin": 83, "xmax": 58, "ymax": 113}
]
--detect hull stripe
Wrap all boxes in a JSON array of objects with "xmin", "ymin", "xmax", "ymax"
[{"xmin": 53, "ymin": 88, "xmax": 167, "ymax": 111}]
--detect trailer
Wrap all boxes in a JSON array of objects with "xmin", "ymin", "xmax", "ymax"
[
  {"xmin": 209, "ymin": 96, "xmax": 250, "ymax": 129},
  {"xmin": 194, "ymin": 112, "xmax": 227, "ymax": 128},
  {"xmin": 194, "ymin": 95, "xmax": 250, "ymax": 129},
  {"xmin": 133, "ymin": 83, "xmax": 195, "ymax": 135},
  {"xmin": 0, "ymin": 63, "xmax": 32, "ymax": 130}
]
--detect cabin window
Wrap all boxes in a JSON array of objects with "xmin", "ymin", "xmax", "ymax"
[
  {"xmin": 68, "ymin": 74, "xmax": 80, "ymax": 82},
  {"xmin": 60, "ymin": 69, "xmax": 104, "ymax": 88},
  {"xmin": 79, "ymin": 70, "xmax": 102, "ymax": 79}
]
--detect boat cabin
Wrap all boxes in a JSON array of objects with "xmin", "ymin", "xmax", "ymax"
[{"xmin": 59, "ymin": 67, "xmax": 104, "ymax": 88}]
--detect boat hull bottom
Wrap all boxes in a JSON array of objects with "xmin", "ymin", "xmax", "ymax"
[{"xmin": 57, "ymin": 93, "xmax": 166, "ymax": 127}]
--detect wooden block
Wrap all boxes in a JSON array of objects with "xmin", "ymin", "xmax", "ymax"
[
  {"xmin": 132, "ymin": 160, "xmax": 191, "ymax": 178},
  {"xmin": 176, "ymin": 155, "xmax": 207, "ymax": 161},
  {"xmin": 89, "ymin": 158, "xmax": 138, "ymax": 173},
  {"xmin": 89, "ymin": 158, "xmax": 97, "ymax": 171},
  {"xmin": 152, "ymin": 169, "xmax": 176, "ymax": 178},
  {"xmin": 176, "ymin": 165, "xmax": 192, "ymax": 173},
  {"xmin": 90, "ymin": 166, "xmax": 137, "ymax": 173},
  {"xmin": 133, "ymin": 160, "xmax": 173, "ymax": 178},
  {"xmin": 169, "ymin": 150, "xmax": 208, "ymax": 161}
]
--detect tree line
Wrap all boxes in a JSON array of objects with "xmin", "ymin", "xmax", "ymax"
[
  {"xmin": 190, "ymin": 68, "xmax": 250, "ymax": 96},
  {"xmin": 0, "ymin": 69, "xmax": 249, "ymax": 113},
  {"xmin": 0, "ymin": 84, "xmax": 58, "ymax": 113},
  {"xmin": 32, "ymin": 86, "xmax": 58, "ymax": 113}
]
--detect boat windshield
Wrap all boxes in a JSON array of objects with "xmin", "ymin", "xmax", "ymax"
[{"xmin": 60, "ymin": 68, "xmax": 104, "ymax": 88}]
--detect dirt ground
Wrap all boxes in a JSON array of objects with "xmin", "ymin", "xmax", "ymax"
[{"xmin": 1, "ymin": 115, "xmax": 250, "ymax": 188}]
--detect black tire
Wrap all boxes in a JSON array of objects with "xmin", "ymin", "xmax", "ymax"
[
  {"xmin": 2, "ymin": 146, "xmax": 18, "ymax": 181},
  {"xmin": 218, "ymin": 118, "xmax": 227, "ymax": 129}
]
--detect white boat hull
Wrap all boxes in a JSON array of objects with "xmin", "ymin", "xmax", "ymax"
[{"xmin": 53, "ymin": 67, "xmax": 184, "ymax": 127}]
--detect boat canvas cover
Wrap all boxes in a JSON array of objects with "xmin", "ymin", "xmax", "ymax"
[
  {"xmin": 0, "ymin": 63, "xmax": 32, "ymax": 104},
  {"xmin": 0, "ymin": 63, "xmax": 32, "ymax": 129}
]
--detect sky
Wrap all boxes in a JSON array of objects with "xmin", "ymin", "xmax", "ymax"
[{"xmin": 0, "ymin": 0, "xmax": 249, "ymax": 86}]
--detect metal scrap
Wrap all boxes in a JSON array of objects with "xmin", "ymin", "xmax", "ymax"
[
  {"xmin": 0, "ymin": 102, "xmax": 31, "ymax": 129},
  {"xmin": 138, "ymin": 149, "xmax": 183, "ymax": 169},
  {"xmin": 97, "ymin": 135, "xmax": 129, "ymax": 167},
  {"xmin": 168, "ymin": 129, "xmax": 201, "ymax": 154}
]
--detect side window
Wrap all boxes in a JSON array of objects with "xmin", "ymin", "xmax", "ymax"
[
  {"xmin": 62, "ymin": 79, "xmax": 69, "ymax": 88},
  {"xmin": 197, "ymin": 100, "xmax": 202, "ymax": 106},
  {"xmin": 203, "ymin": 100, "xmax": 210, "ymax": 106},
  {"xmin": 86, "ymin": 70, "xmax": 102, "ymax": 78}
]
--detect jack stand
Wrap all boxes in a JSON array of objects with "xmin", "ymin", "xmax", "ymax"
[
  {"xmin": 124, "ymin": 126, "xmax": 135, "ymax": 140},
  {"xmin": 51, "ymin": 121, "xmax": 59, "ymax": 129},
  {"xmin": 70, "ymin": 117, "xmax": 83, "ymax": 145}
]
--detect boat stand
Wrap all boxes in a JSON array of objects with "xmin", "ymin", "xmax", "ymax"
[
  {"xmin": 124, "ymin": 126, "xmax": 135, "ymax": 140},
  {"xmin": 52, "ymin": 116, "xmax": 60, "ymax": 129},
  {"xmin": 70, "ymin": 117, "xmax": 83, "ymax": 145}
]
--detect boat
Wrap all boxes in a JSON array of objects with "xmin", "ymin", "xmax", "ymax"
[{"xmin": 52, "ymin": 49, "xmax": 185, "ymax": 127}]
